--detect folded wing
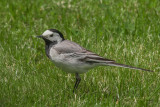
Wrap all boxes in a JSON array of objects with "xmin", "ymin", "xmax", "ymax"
[{"xmin": 53, "ymin": 40, "xmax": 153, "ymax": 72}]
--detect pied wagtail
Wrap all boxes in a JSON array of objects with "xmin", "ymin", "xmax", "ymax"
[{"xmin": 37, "ymin": 29, "xmax": 153, "ymax": 91}]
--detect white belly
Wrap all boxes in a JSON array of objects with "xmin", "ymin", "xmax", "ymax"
[{"xmin": 49, "ymin": 49, "xmax": 95, "ymax": 73}]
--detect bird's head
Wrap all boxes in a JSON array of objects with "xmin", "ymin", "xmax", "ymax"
[{"xmin": 37, "ymin": 29, "xmax": 65, "ymax": 44}]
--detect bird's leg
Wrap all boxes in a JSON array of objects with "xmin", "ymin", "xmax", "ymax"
[
  {"xmin": 73, "ymin": 73, "xmax": 81, "ymax": 92},
  {"xmin": 75, "ymin": 73, "xmax": 81, "ymax": 89}
]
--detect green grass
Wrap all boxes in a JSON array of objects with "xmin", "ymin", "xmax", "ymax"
[{"xmin": 0, "ymin": 0, "xmax": 160, "ymax": 106}]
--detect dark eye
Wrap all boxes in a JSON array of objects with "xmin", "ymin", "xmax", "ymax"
[{"xmin": 50, "ymin": 34, "xmax": 53, "ymax": 37}]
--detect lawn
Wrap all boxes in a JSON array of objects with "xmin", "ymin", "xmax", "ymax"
[{"xmin": 0, "ymin": 0, "xmax": 160, "ymax": 106}]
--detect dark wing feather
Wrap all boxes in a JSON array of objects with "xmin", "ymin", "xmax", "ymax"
[
  {"xmin": 54, "ymin": 40, "xmax": 115, "ymax": 63},
  {"xmin": 54, "ymin": 40, "xmax": 85, "ymax": 53}
]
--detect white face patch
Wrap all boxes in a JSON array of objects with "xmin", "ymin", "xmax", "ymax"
[
  {"xmin": 42, "ymin": 30, "xmax": 53, "ymax": 37},
  {"xmin": 42, "ymin": 30, "xmax": 63, "ymax": 43}
]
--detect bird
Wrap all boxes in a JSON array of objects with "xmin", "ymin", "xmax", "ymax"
[{"xmin": 36, "ymin": 29, "xmax": 153, "ymax": 92}]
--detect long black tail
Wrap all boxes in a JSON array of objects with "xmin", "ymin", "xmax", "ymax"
[{"xmin": 106, "ymin": 62, "xmax": 153, "ymax": 72}]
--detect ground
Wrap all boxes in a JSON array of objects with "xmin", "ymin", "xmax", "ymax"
[{"xmin": 0, "ymin": 0, "xmax": 160, "ymax": 106}]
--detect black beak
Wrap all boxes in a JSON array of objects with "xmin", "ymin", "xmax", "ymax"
[{"xmin": 36, "ymin": 35, "xmax": 43, "ymax": 38}]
